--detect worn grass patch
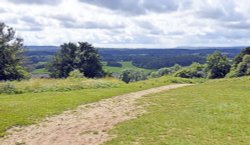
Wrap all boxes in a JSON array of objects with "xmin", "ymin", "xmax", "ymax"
[{"xmin": 105, "ymin": 77, "xmax": 250, "ymax": 145}]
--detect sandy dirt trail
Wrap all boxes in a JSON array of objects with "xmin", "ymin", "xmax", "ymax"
[{"xmin": 0, "ymin": 84, "xmax": 191, "ymax": 145}]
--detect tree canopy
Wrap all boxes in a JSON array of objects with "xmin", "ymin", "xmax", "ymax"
[
  {"xmin": 0, "ymin": 22, "xmax": 29, "ymax": 81},
  {"xmin": 48, "ymin": 42, "xmax": 104, "ymax": 78},
  {"xmin": 205, "ymin": 51, "xmax": 230, "ymax": 79}
]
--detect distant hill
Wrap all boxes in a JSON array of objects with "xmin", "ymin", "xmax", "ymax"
[
  {"xmin": 25, "ymin": 46, "xmax": 60, "ymax": 52},
  {"xmin": 24, "ymin": 46, "xmax": 246, "ymax": 70}
]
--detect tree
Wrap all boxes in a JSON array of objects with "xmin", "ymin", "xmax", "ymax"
[
  {"xmin": 235, "ymin": 55, "xmax": 250, "ymax": 76},
  {"xmin": 48, "ymin": 42, "xmax": 104, "ymax": 78},
  {"xmin": 0, "ymin": 22, "xmax": 29, "ymax": 81},
  {"xmin": 228, "ymin": 47, "xmax": 250, "ymax": 77},
  {"xmin": 75, "ymin": 42, "xmax": 104, "ymax": 78},
  {"xmin": 205, "ymin": 51, "xmax": 230, "ymax": 79},
  {"xmin": 232, "ymin": 47, "xmax": 250, "ymax": 69}
]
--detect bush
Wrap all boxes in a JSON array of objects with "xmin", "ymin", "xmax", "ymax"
[
  {"xmin": 175, "ymin": 63, "xmax": 205, "ymax": 78},
  {"xmin": 235, "ymin": 55, "xmax": 250, "ymax": 76},
  {"xmin": 68, "ymin": 69, "xmax": 84, "ymax": 79},
  {"xmin": 0, "ymin": 83, "xmax": 21, "ymax": 94},
  {"xmin": 150, "ymin": 64, "xmax": 183, "ymax": 78},
  {"xmin": 120, "ymin": 69, "xmax": 147, "ymax": 83}
]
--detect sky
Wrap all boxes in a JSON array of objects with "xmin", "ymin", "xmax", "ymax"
[{"xmin": 0, "ymin": 0, "xmax": 250, "ymax": 48}]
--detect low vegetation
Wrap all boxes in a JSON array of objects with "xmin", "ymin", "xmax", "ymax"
[
  {"xmin": 0, "ymin": 78, "xmax": 122, "ymax": 94},
  {"xmin": 105, "ymin": 77, "xmax": 250, "ymax": 145}
]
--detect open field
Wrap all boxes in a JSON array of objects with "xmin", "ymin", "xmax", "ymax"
[
  {"xmin": 103, "ymin": 61, "xmax": 154, "ymax": 74},
  {"xmin": 105, "ymin": 77, "xmax": 250, "ymax": 145},
  {"xmin": 0, "ymin": 84, "xmax": 190, "ymax": 145},
  {"xmin": 31, "ymin": 68, "xmax": 49, "ymax": 75},
  {"xmin": 0, "ymin": 76, "xmax": 203, "ymax": 137}
]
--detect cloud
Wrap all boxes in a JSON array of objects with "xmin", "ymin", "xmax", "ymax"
[
  {"xmin": 1, "ymin": 0, "xmax": 250, "ymax": 47},
  {"xmin": 194, "ymin": 0, "xmax": 244, "ymax": 21},
  {"xmin": 225, "ymin": 21, "xmax": 250, "ymax": 30},
  {"xmin": 8, "ymin": 0, "xmax": 62, "ymax": 5},
  {"xmin": 61, "ymin": 21, "xmax": 125, "ymax": 30},
  {"xmin": 79, "ymin": 0, "xmax": 190, "ymax": 15}
]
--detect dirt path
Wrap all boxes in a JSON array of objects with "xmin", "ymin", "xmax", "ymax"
[{"xmin": 0, "ymin": 84, "xmax": 191, "ymax": 145}]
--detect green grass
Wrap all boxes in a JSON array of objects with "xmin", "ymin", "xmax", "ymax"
[
  {"xmin": 105, "ymin": 77, "xmax": 250, "ymax": 145},
  {"xmin": 31, "ymin": 68, "xmax": 49, "ymax": 74},
  {"xmin": 0, "ymin": 76, "xmax": 203, "ymax": 137},
  {"xmin": 0, "ymin": 78, "xmax": 123, "ymax": 94},
  {"xmin": 103, "ymin": 61, "xmax": 153, "ymax": 74}
]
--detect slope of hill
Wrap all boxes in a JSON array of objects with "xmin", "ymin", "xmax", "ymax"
[
  {"xmin": 105, "ymin": 77, "xmax": 250, "ymax": 145},
  {"xmin": 0, "ymin": 76, "xmax": 202, "ymax": 137}
]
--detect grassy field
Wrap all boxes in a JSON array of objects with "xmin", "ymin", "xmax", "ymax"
[
  {"xmin": 0, "ymin": 78, "xmax": 123, "ymax": 94},
  {"xmin": 0, "ymin": 76, "xmax": 203, "ymax": 137},
  {"xmin": 105, "ymin": 77, "xmax": 250, "ymax": 145},
  {"xmin": 103, "ymin": 61, "xmax": 153, "ymax": 74},
  {"xmin": 31, "ymin": 68, "xmax": 49, "ymax": 74}
]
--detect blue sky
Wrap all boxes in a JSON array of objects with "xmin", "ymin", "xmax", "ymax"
[{"xmin": 0, "ymin": 0, "xmax": 250, "ymax": 48}]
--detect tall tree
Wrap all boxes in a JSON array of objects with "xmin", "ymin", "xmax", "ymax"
[
  {"xmin": 235, "ymin": 55, "xmax": 250, "ymax": 76},
  {"xmin": 48, "ymin": 42, "xmax": 104, "ymax": 78},
  {"xmin": 205, "ymin": 51, "xmax": 230, "ymax": 79},
  {"xmin": 232, "ymin": 47, "xmax": 250, "ymax": 69},
  {"xmin": 0, "ymin": 22, "xmax": 29, "ymax": 81}
]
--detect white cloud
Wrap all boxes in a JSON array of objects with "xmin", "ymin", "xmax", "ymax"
[{"xmin": 0, "ymin": 0, "xmax": 250, "ymax": 48}]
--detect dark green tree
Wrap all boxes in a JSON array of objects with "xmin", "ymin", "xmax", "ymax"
[
  {"xmin": 48, "ymin": 42, "xmax": 104, "ymax": 78},
  {"xmin": 235, "ymin": 55, "xmax": 250, "ymax": 76},
  {"xmin": 0, "ymin": 22, "xmax": 29, "ymax": 81},
  {"xmin": 228, "ymin": 47, "xmax": 250, "ymax": 77},
  {"xmin": 232, "ymin": 47, "xmax": 250, "ymax": 69},
  {"xmin": 205, "ymin": 51, "xmax": 230, "ymax": 79}
]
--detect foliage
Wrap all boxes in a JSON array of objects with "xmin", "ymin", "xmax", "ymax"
[
  {"xmin": 228, "ymin": 47, "xmax": 250, "ymax": 77},
  {"xmin": 235, "ymin": 55, "xmax": 250, "ymax": 76},
  {"xmin": 150, "ymin": 64, "xmax": 182, "ymax": 78},
  {"xmin": 68, "ymin": 69, "xmax": 84, "ymax": 79},
  {"xmin": 105, "ymin": 77, "xmax": 250, "ymax": 145},
  {"xmin": 120, "ymin": 69, "xmax": 147, "ymax": 83},
  {"xmin": 0, "ymin": 83, "xmax": 20, "ymax": 94},
  {"xmin": 0, "ymin": 22, "xmax": 29, "ymax": 81},
  {"xmin": 48, "ymin": 42, "xmax": 104, "ymax": 78},
  {"xmin": 175, "ymin": 63, "xmax": 206, "ymax": 78},
  {"xmin": 232, "ymin": 46, "xmax": 250, "ymax": 69},
  {"xmin": 205, "ymin": 51, "xmax": 231, "ymax": 79}
]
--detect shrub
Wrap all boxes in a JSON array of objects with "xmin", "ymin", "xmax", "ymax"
[
  {"xmin": 0, "ymin": 83, "xmax": 21, "ymax": 94},
  {"xmin": 120, "ymin": 69, "xmax": 147, "ymax": 83},
  {"xmin": 175, "ymin": 63, "xmax": 205, "ymax": 78},
  {"xmin": 68, "ymin": 69, "xmax": 84, "ymax": 79}
]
